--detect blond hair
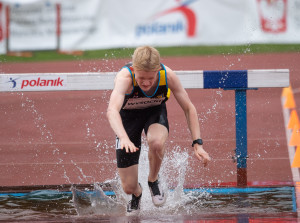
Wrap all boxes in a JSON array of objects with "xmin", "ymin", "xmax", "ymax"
[{"xmin": 132, "ymin": 46, "xmax": 161, "ymax": 71}]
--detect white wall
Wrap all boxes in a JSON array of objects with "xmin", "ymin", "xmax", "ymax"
[{"xmin": 0, "ymin": 0, "xmax": 299, "ymax": 53}]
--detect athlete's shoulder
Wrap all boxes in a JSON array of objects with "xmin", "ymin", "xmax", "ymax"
[
  {"xmin": 164, "ymin": 65, "xmax": 176, "ymax": 79},
  {"xmin": 161, "ymin": 64, "xmax": 172, "ymax": 72},
  {"xmin": 164, "ymin": 65, "xmax": 183, "ymax": 91},
  {"xmin": 113, "ymin": 65, "xmax": 133, "ymax": 93},
  {"xmin": 116, "ymin": 65, "xmax": 132, "ymax": 80}
]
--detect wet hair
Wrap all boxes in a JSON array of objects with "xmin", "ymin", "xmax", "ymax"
[{"xmin": 132, "ymin": 46, "xmax": 161, "ymax": 72}]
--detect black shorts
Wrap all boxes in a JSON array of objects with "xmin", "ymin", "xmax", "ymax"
[{"xmin": 116, "ymin": 103, "xmax": 169, "ymax": 168}]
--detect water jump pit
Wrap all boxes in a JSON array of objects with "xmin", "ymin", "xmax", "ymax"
[{"xmin": 0, "ymin": 183, "xmax": 297, "ymax": 222}]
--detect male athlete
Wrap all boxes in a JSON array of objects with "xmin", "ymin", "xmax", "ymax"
[{"xmin": 107, "ymin": 46, "xmax": 211, "ymax": 213}]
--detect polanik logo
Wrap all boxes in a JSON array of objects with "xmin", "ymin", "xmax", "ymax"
[
  {"xmin": 4, "ymin": 75, "xmax": 66, "ymax": 91},
  {"xmin": 8, "ymin": 77, "xmax": 18, "ymax": 88},
  {"xmin": 136, "ymin": 0, "xmax": 197, "ymax": 38}
]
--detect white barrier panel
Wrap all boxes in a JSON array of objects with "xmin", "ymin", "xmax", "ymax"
[
  {"xmin": 0, "ymin": 69, "xmax": 289, "ymax": 92},
  {"xmin": 247, "ymin": 69, "xmax": 289, "ymax": 88}
]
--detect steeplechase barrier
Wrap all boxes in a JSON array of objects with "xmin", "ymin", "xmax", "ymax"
[{"xmin": 0, "ymin": 69, "xmax": 290, "ymax": 186}]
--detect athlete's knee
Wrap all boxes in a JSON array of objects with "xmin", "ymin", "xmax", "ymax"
[
  {"xmin": 122, "ymin": 184, "xmax": 137, "ymax": 195},
  {"xmin": 148, "ymin": 138, "xmax": 165, "ymax": 152}
]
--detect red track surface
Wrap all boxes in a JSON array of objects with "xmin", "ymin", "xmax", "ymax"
[{"xmin": 0, "ymin": 52, "xmax": 299, "ymax": 188}]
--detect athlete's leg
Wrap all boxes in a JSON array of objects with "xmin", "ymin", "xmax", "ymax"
[
  {"xmin": 146, "ymin": 123, "xmax": 168, "ymax": 182},
  {"xmin": 118, "ymin": 164, "xmax": 142, "ymax": 196}
]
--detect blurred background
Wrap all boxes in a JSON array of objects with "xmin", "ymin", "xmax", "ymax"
[{"xmin": 0, "ymin": 0, "xmax": 299, "ymax": 61}]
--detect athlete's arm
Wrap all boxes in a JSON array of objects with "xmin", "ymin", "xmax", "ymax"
[
  {"xmin": 106, "ymin": 68, "xmax": 138, "ymax": 153},
  {"xmin": 166, "ymin": 66, "xmax": 211, "ymax": 166}
]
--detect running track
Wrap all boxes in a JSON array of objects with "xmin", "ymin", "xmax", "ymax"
[{"xmin": 0, "ymin": 52, "xmax": 299, "ymax": 189}]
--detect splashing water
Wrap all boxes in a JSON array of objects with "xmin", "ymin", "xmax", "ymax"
[
  {"xmin": 71, "ymin": 144, "xmax": 211, "ymax": 217},
  {"xmin": 72, "ymin": 183, "xmax": 125, "ymax": 216},
  {"xmin": 139, "ymin": 146, "xmax": 211, "ymax": 217}
]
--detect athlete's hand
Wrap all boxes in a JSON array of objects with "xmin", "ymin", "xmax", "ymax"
[
  {"xmin": 194, "ymin": 145, "xmax": 211, "ymax": 167},
  {"xmin": 120, "ymin": 137, "xmax": 139, "ymax": 153}
]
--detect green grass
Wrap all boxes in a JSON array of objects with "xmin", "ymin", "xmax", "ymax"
[{"xmin": 0, "ymin": 44, "xmax": 299, "ymax": 63}]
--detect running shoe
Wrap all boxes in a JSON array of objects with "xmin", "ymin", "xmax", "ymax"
[
  {"xmin": 126, "ymin": 184, "xmax": 142, "ymax": 213},
  {"xmin": 148, "ymin": 178, "xmax": 166, "ymax": 206}
]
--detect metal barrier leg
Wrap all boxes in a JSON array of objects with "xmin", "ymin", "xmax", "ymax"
[{"xmin": 235, "ymin": 89, "xmax": 248, "ymax": 187}]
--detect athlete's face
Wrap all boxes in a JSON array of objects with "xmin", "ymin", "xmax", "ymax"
[{"xmin": 134, "ymin": 69, "xmax": 159, "ymax": 92}]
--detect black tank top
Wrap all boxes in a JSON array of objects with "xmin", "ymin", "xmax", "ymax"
[{"xmin": 121, "ymin": 63, "xmax": 170, "ymax": 110}]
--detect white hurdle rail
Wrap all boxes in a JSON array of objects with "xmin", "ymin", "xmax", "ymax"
[
  {"xmin": 0, "ymin": 69, "xmax": 290, "ymax": 187},
  {"xmin": 0, "ymin": 69, "xmax": 289, "ymax": 92}
]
